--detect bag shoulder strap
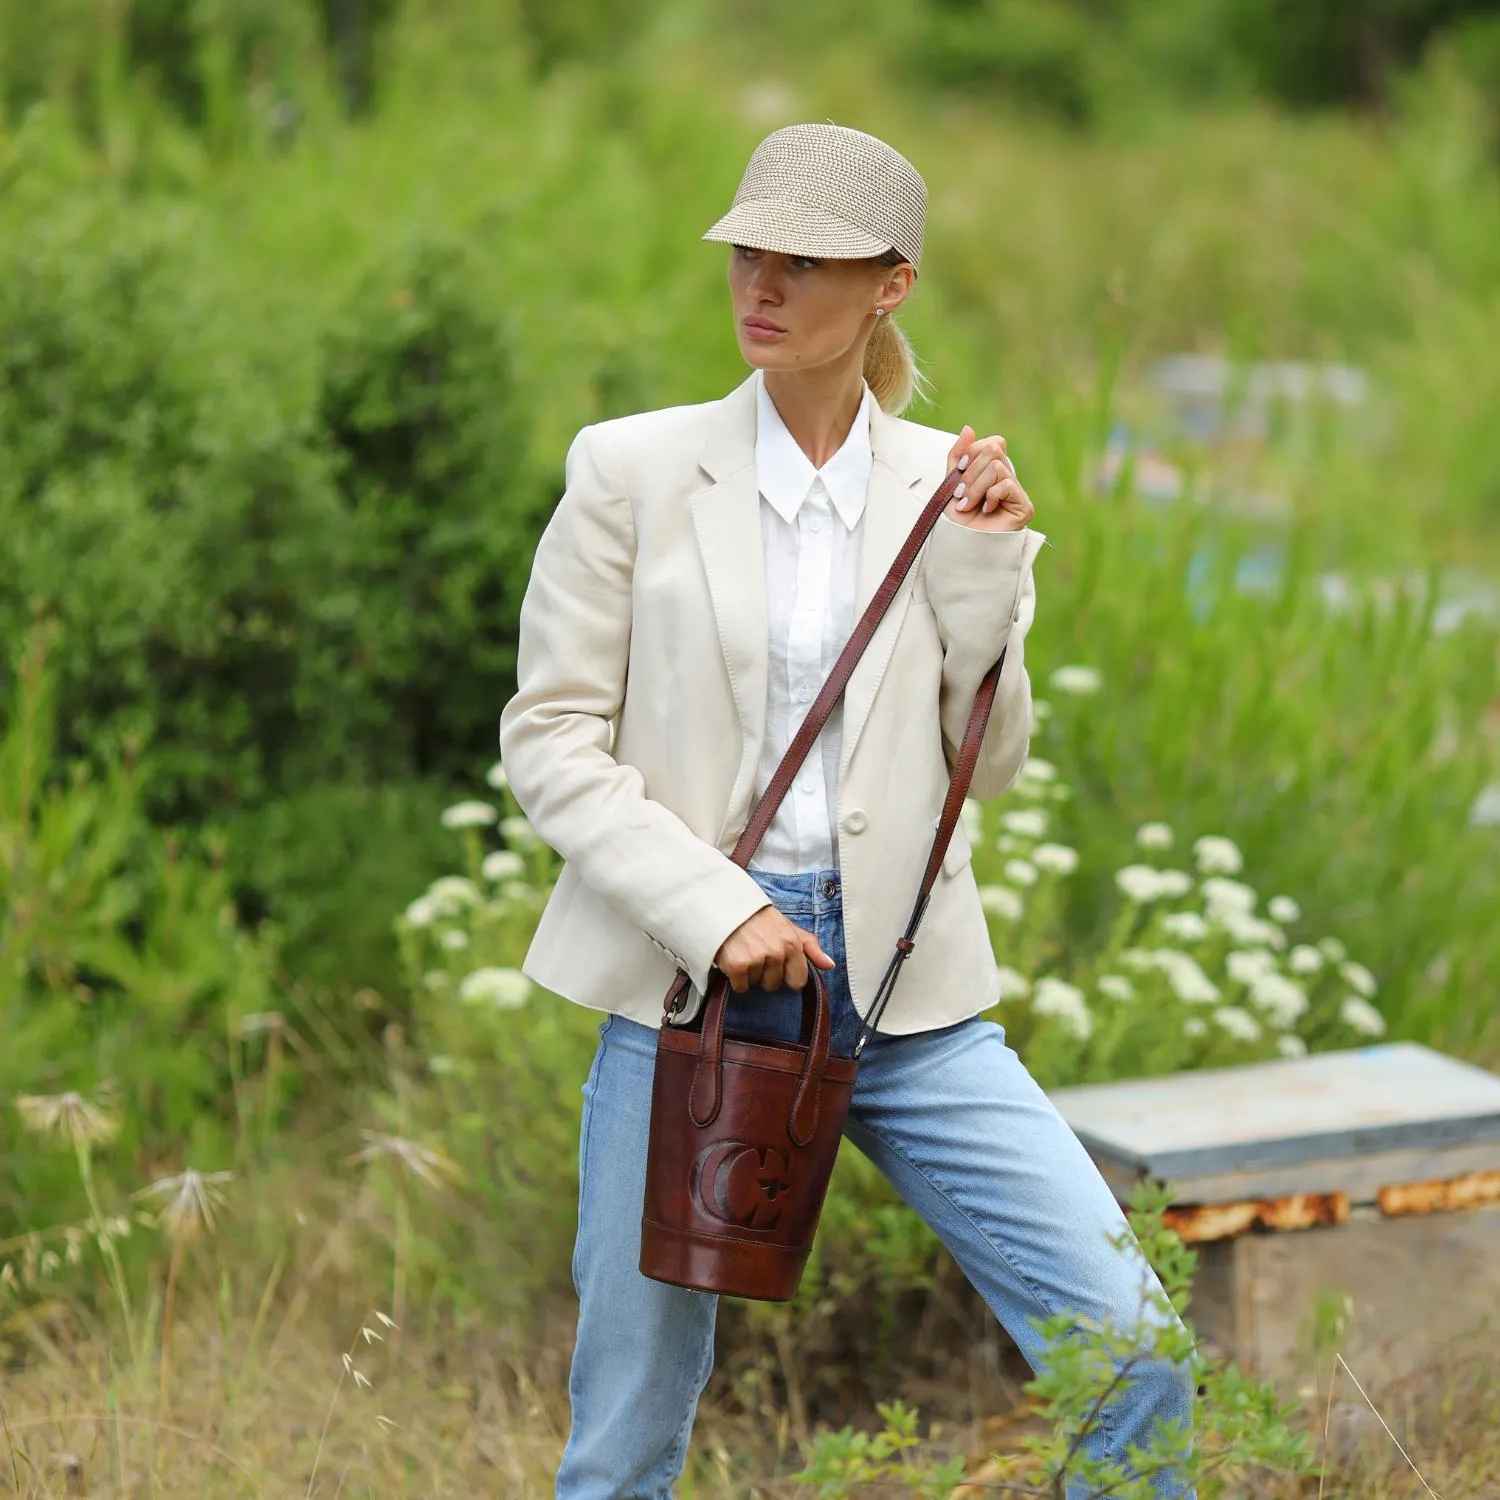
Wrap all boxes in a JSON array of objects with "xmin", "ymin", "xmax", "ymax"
[{"xmin": 664, "ymin": 465, "xmax": 1014, "ymax": 1047}]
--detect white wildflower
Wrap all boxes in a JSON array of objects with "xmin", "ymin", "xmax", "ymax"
[
  {"xmin": 1116, "ymin": 864, "xmax": 1168, "ymax": 903},
  {"xmin": 1120, "ymin": 946, "xmax": 1166, "ymax": 971},
  {"xmin": 1268, "ymin": 895, "xmax": 1301, "ymax": 924},
  {"xmin": 1050, "ymin": 664, "xmax": 1103, "ymax": 696},
  {"xmin": 960, "ymin": 798, "xmax": 985, "ymax": 844},
  {"xmin": 1288, "ymin": 944, "xmax": 1324, "ymax": 976},
  {"xmin": 499, "ymin": 815, "xmax": 540, "ymax": 850},
  {"xmin": 1183, "ymin": 1017, "xmax": 1208, "ymax": 1039},
  {"xmin": 1097, "ymin": 974, "xmax": 1135, "ymax": 1003},
  {"xmin": 1471, "ymin": 783, "xmax": 1500, "ymax": 827},
  {"xmin": 481, "ymin": 849, "xmax": 526, "ymax": 882},
  {"xmin": 1193, "ymin": 835, "xmax": 1244, "ymax": 875},
  {"xmin": 1135, "ymin": 822, "xmax": 1174, "ymax": 851},
  {"xmin": 1153, "ymin": 869, "xmax": 1194, "ymax": 899},
  {"xmin": 996, "ymin": 966, "xmax": 1031, "ymax": 1000},
  {"xmin": 978, "ymin": 885, "xmax": 1024, "ymax": 921},
  {"xmin": 1002, "ymin": 809, "xmax": 1049, "ymax": 839},
  {"xmin": 997, "ymin": 833, "xmax": 1026, "ymax": 853},
  {"xmin": 1018, "ymin": 757, "xmax": 1058, "ymax": 784},
  {"xmin": 1031, "ymin": 698, "xmax": 1053, "ymax": 723},
  {"xmin": 439, "ymin": 929, "xmax": 470, "ymax": 951},
  {"xmin": 1214, "ymin": 1006, "xmax": 1262, "ymax": 1043},
  {"xmin": 427, "ymin": 876, "xmax": 481, "ymax": 914},
  {"xmin": 1277, "ymin": 1034, "xmax": 1309, "ymax": 1059},
  {"xmin": 500, "ymin": 879, "xmax": 534, "ymax": 904},
  {"xmin": 458, "ymin": 967, "xmax": 532, "ymax": 1010},
  {"xmin": 403, "ymin": 896, "xmax": 438, "ymax": 929},
  {"xmin": 1227, "ymin": 949, "xmax": 1279, "ymax": 987},
  {"xmin": 1033, "ymin": 977, "xmax": 1094, "ymax": 1040},
  {"xmin": 1248, "ymin": 973, "xmax": 1309, "ymax": 1028},
  {"xmin": 1033, "ymin": 843, "xmax": 1079, "ymax": 876},
  {"xmin": 1218, "ymin": 909, "xmax": 1288, "ymax": 950},
  {"xmin": 441, "ymin": 800, "xmax": 497, "ymax": 830},
  {"xmin": 1161, "ymin": 911, "xmax": 1210, "ymax": 943},
  {"xmin": 485, "ymin": 761, "xmax": 509, "ymax": 791},
  {"xmin": 1318, "ymin": 936, "xmax": 1347, "ymax": 962},
  {"xmin": 1339, "ymin": 996, "xmax": 1386, "ymax": 1037},
  {"xmin": 1340, "ymin": 961, "xmax": 1378, "ymax": 998},
  {"xmin": 1004, "ymin": 858, "xmax": 1039, "ymax": 887},
  {"xmin": 1159, "ymin": 951, "xmax": 1220, "ymax": 1005},
  {"xmin": 1202, "ymin": 876, "xmax": 1257, "ymax": 915}
]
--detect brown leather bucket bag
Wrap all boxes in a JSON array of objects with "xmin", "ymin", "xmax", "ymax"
[{"xmin": 640, "ymin": 466, "xmax": 1013, "ymax": 1302}]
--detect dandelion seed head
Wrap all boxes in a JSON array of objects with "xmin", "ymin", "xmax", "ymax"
[
  {"xmin": 351, "ymin": 1132, "xmax": 461, "ymax": 1189},
  {"xmin": 135, "ymin": 1169, "xmax": 234, "ymax": 1244},
  {"xmin": 15, "ymin": 1091, "xmax": 119, "ymax": 1147}
]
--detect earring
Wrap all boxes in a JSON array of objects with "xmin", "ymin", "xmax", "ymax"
[{"xmin": 874, "ymin": 308, "xmax": 886, "ymax": 317}]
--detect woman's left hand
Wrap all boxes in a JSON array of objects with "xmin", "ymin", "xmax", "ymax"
[{"xmin": 944, "ymin": 426, "xmax": 1034, "ymax": 532}]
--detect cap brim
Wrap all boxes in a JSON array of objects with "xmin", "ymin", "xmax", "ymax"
[{"xmin": 702, "ymin": 200, "xmax": 893, "ymax": 261}]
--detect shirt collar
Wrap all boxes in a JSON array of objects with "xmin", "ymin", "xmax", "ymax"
[{"xmin": 754, "ymin": 369, "xmax": 872, "ymax": 530}]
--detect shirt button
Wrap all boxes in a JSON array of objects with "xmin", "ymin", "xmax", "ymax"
[
  {"xmin": 799, "ymin": 776, "xmax": 815, "ymax": 794},
  {"xmin": 844, "ymin": 810, "xmax": 869, "ymax": 835},
  {"xmin": 807, "ymin": 515, "xmax": 824, "ymax": 533}
]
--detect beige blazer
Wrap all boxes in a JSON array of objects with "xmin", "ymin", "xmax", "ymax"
[{"xmin": 498, "ymin": 372, "xmax": 1046, "ymax": 1034}]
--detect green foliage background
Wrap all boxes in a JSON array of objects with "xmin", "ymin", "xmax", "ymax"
[{"xmin": 0, "ymin": 0, "xmax": 1498, "ymax": 1459}]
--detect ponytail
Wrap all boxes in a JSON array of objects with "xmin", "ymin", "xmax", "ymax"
[{"xmin": 863, "ymin": 250, "xmax": 928, "ymax": 415}]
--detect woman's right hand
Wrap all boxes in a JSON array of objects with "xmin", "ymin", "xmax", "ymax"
[{"xmin": 714, "ymin": 906, "xmax": 837, "ymax": 994}]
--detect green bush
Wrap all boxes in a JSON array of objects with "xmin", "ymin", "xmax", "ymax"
[{"xmin": 0, "ymin": 625, "xmax": 282, "ymax": 1235}]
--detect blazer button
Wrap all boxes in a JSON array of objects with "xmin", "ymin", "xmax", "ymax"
[{"xmin": 844, "ymin": 810, "xmax": 868, "ymax": 835}]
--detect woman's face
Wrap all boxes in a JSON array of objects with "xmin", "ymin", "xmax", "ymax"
[{"xmin": 727, "ymin": 246, "xmax": 911, "ymax": 375}]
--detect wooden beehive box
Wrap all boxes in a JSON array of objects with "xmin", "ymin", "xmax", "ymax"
[{"xmin": 1048, "ymin": 1043, "xmax": 1500, "ymax": 1380}]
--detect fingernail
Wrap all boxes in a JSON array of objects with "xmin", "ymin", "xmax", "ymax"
[
  {"xmin": 957, "ymin": 454, "xmax": 970, "ymax": 471},
  {"xmin": 954, "ymin": 482, "xmax": 965, "ymax": 500}
]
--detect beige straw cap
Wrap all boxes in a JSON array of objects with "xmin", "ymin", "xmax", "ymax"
[{"xmin": 703, "ymin": 123, "xmax": 926, "ymax": 274}]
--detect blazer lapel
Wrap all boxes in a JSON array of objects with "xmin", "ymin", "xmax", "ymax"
[
  {"xmin": 691, "ymin": 375, "xmax": 768, "ymax": 840},
  {"xmin": 840, "ymin": 407, "xmax": 930, "ymax": 779}
]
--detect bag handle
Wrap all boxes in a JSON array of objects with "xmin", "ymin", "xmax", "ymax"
[
  {"xmin": 663, "ymin": 465, "xmax": 1013, "ymax": 1055},
  {"xmin": 688, "ymin": 967, "xmax": 832, "ymax": 1147}
]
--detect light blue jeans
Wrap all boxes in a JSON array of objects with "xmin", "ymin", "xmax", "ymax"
[{"xmin": 557, "ymin": 869, "xmax": 1195, "ymax": 1499}]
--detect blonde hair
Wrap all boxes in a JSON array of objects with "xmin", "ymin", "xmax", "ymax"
[{"xmin": 863, "ymin": 250, "xmax": 927, "ymax": 415}]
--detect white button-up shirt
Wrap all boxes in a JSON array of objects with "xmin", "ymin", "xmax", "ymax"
[{"xmin": 748, "ymin": 370, "xmax": 873, "ymax": 875}]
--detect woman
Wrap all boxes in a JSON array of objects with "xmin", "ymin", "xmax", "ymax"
[{"xmin": 500, "ymin": 123, "xmax": 1194, "ymax": 1500}]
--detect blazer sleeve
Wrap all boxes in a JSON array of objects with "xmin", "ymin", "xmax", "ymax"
[
  {"xmin": 498, "ymin": 426, "xmax": 772, "ymax": 995},
  {"xmin": 919, "ymin": 514, "xmax": 1044, "ymax": 802}
]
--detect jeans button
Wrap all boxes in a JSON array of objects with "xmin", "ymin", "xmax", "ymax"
[{"xmin": 822, "ymin": 878, "xmax": 838, "ymax": 899}]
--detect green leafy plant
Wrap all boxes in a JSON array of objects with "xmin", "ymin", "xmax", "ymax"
[{"xmin": 794, "ymin": 1182, "xmax": 1315, "ymax": 1496}]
